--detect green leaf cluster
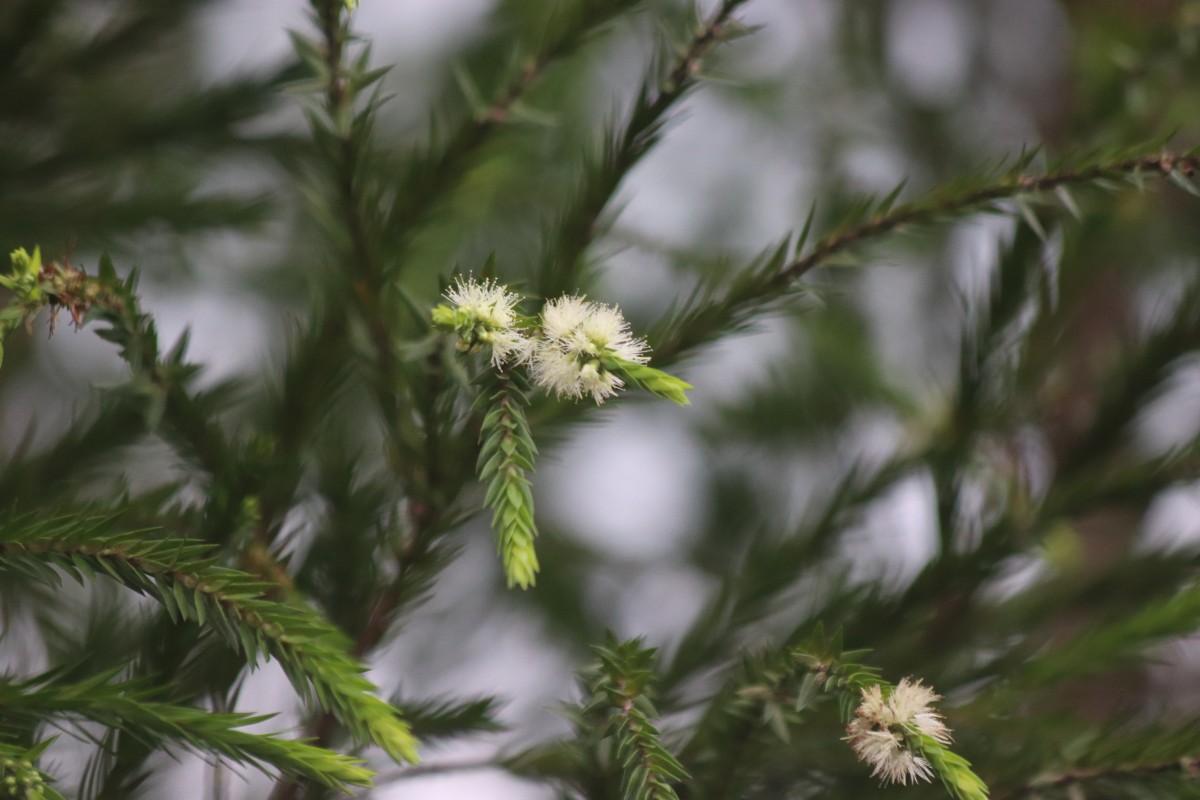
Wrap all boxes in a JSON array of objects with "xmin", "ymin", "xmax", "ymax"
[
  {"xmin": 477, "ymin": 373, "xmax": 540, "ymax": 589},
  {"xmin": 579, "ymin": 637, "xmax": 691, "ymax": 800},
  {"xmin": 0, "ymin": 674, "xmax": 371, "ymax": 790},
  {"xmin": 0, "ymin": 742, "xmax": 62, "ymax": 800},
  {"xmin": 605, "ymin": 356, "xmax": 694, "ymax": 406},
  {"xmin": 6, "ymin": 0, "xmax": 1200, "ymax": 798},
  {"xmin": 0, "ymin": 514, "xmax": 416, "ymax": 778}
]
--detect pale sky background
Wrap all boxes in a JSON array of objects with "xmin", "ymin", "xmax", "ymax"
[
  {"xmin": 186, "ymin": 1, "xmax": 1056, "ymax": 797},
  {"xmin": 9, "ymin": 0, "xmax": 1200, "ymax": 796},
  {"xmin": 28, "ymin": 0, "xmax": 1144, "ymax": 797}
]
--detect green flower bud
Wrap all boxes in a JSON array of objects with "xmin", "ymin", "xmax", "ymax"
[{"xmin": 430, "ymin": 304, "xmax": 458, "ymax": 330}]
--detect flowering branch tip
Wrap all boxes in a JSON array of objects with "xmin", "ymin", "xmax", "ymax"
[
  {"xmin": 433, "ymin": 274, "xmax": 692, "ymax": 588},
  {"xmin": 845, "ymin": 678, "xmax": 951, "ymax": 787},
  {"xmin": 432, "ymin": 277, "xmax": 692, "ymax": 407},
  {"xmin": 432, "ymin": 277, "xmax": 534, "ymax": 369}
]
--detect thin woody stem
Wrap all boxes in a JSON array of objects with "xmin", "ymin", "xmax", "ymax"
[
  {"xmin": 540, "ymin": 0, "xmax": 752, "ymax": 298},
  {"xmin": 1002, "ymin": 757, "xmax": 1200, "ymax": 798},
  {"xmin": 654, "ymin": 152, "xmax": 1200, "ymax": 364},
  {"xmin": 778, "ymin": 153, "xmax": 1200, "ymax": 287},
  {"xmin": 386, "ymin": 0, "xmax": 642, "ymax": 256}
]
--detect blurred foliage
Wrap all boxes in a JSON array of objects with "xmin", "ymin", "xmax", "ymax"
[{"xmin": 3, "ymin": 0, "xmax": 1200, "ymax": 798}]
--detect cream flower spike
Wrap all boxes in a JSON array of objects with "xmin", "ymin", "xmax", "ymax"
[
  {"xmin": 844, "ymin": 678, "xmax": 951, "ymax": 786},
  {"xmin": 431, "ymin": 276, "xmax": 534, "ymax": 368},
  {"xmin": 531, "ymin": 295, "xmax": 649, "ymax": 404}
]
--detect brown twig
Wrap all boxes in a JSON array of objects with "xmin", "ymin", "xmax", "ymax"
[{"xmin": 654, "ymin": 152, "xmax": 1200, "ymax": 364}]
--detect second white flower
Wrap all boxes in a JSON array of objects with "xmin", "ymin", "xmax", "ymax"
[{"xmin": 531, "ymin": 296, "xmax": 649, "ymax": 404}]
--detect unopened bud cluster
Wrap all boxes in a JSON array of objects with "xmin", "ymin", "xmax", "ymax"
[
  {"xmin": 1, "ymin": 756, "xmax": 48, "ymax": 800},
  {"xmin": 0, "ymin": 247, "xmax": 123, "ymax": 370},
  {"xmin": 432, "ymin": 277, "xmax": 691, "ymax": 406},
  {"xmin": 432, "ymin": 276, "xmax": 692, "ymax": 590},
  {"xmin": 844, "ymin": 678, "xmax": 952, "ymax": 786}
]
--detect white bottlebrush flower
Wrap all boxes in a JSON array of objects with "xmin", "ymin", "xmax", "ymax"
[
  {"xmin": 532, "ymin": 295, "xmax": 647, "ymax": 403},
  {"xmin": 485, "ymin": 328, "xmax": 534, "ymax": 369},
  {"xmin": 540, "ymin": 295, "xmax": 649, "ymax": 362},
  {"xmin": 445, "ymin": 277, "xmax": 519, "ymax": 329},
  {"xmin": 539, "ymin": 295, "xmax": 592, "ymax": 342},
  {"xmin": 844, "ymin": 678, "xmax": 951, "ymax": 786},
  {"xmin": 576, "ymin": 360, "xmax": 624, "ymax": 405},
  {"xmin": 844, "ymin": 724, "xmax": 935, "ymax": 785},
  {"xmin": 434, "ymin": 276, "xmax": 533, "ymax": 368},
  {"xmin": 889, "ymin": 678, "xmax": 951, "ymax": 744},
  {"xmin": 530, "ymin": 346, "xmax": 625, "ymax": 404}
]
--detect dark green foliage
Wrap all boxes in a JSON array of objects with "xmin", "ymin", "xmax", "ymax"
[
  {"xmin": 0, "ymin": 514, "xmax": 417, "ymax": 764},
  {"xmin": 4, "ymin": 0, "xmax": 1200, "ymax": 798},
  {"xmin": 536, "ymin": 0, "xmax": 754, "ymax": 299},
  {"xmin": 576, "ymin": 637, "xmax": 690, "ymax": 800},
  {"xmin": 396, "ymin": 694, "xmax": 506, "ymax": 744},
  {"xmin": 0, "ymin": 0, "xmax": 280, "ymax": 249},
  {"xmin": 0, "ymin": 673, "xmax": 371, "ymax": 789}
]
